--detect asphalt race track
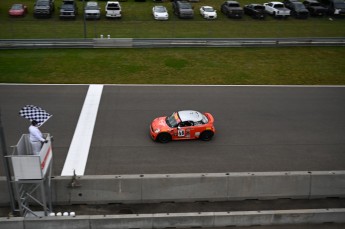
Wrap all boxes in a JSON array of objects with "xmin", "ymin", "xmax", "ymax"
[{"xmin": 1, "ymin": 84, "xmax": 345, "ymax": 176}]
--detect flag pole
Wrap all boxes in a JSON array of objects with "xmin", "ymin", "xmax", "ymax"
[{"xmin": 0, "ymin": 108, "xmax": 16, "ymax": 214}]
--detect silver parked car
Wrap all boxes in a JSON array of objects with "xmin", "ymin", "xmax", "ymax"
[{"xmin": 84, "ymin": 1, "xmax": 101, "ymax": 20}]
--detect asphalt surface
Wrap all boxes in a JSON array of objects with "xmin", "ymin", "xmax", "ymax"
[{"xmin": 1, "ymin": 85, "xmax": 345, "ymax": 176}]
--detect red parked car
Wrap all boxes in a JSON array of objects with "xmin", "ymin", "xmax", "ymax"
[
  {"xmin": 9, "ymin": 4, "xmax": 28, "ymax": 17},
  {"xmin": 150, "ymin": 110, "xmax": 216, "ymax": 143}
]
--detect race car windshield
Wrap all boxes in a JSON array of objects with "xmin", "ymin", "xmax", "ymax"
[
  {"xmin": 201, "ymin": 114, "xmax": 209, "ymax": 124},
  {"xmin": 166, "ymin": 112, "xmax": 179, "ymax": 128}
]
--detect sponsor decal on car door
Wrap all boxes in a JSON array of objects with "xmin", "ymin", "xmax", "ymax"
[{"xmin": 177, "ymin": 127, "xmax": 191, "ymax": 139}]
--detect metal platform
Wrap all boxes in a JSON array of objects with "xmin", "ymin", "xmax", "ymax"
[{"xmin": 5, "ymin": 134, "xmax": 53, "ymax": 217}]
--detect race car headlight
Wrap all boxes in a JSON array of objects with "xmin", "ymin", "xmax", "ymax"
[{"xmin": 154, "ymin": 129, "xmax": 160, "ymax": 134}]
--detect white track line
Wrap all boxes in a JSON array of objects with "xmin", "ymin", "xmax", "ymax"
[{"xmin": 61, "ymin": 84, "xmax": 103, "ymax": 176}]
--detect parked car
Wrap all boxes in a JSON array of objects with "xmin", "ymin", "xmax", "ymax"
[
  {"xmin": 84, "ymin": 1, "xmax": 101, "ymax": 20},
  {"xmin": 264, "ymin": 1, "xmax": 291, "ymax": 18},
  {"xmin": 34, "ymin": 0, "xmax": 54, "ymax": 18},
  {"xmin": 284, "ymin": 0, "xmax": 309, "ymax": 18},
  {"xmin": 8, "ymin": 3, "xmax": 28, "ymax": 17},
  {"xmin": 105, "ymin": 1, "xmax": 122, "ymax": 18},
  {"xmin": 200, "ymin": 6, "xmax": 217, "ymax": 19},
  {"xmin": 221, "ymin": 1, "xmax": 244, "ymax": 18},
  {"xmin": 59, "ymin": 0, "xmax": 78, "ymax": 19},
  {"xmin": 243, "ymin": 4, "xmax": 266, "ymax": 19},
  {"xmin": 152, "ymin": 5, "xmax": 169, "ymax": 20},
  {"xmin": 172, "ymin": 0, "xmax": 194, "ymax": 19},
  {"xmin": 150, "ymin": 110, "xmax": 216, "ymax": 143},
  {"xmin": 319, "ymin": 0, "xmax": 345, "ymax": 16},
  {"xmin": 303, "ymin": 0, "xmax": 328, "ymax": 16}
]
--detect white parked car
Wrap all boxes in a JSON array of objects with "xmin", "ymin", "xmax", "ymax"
[
  {"xmin": 263, "ymin": 1, "xmax": 290, "ymax": 18},
  {"xmin": 152, "ymin": 5, "xmax": 169, "ymax": 20},
  {"xmin": 200, "ymin": 6, "xmax": 217, "ymax": 19},
  {"xmin": 105, "ymin": 1, "xmax": 121, "ymax": 18}
]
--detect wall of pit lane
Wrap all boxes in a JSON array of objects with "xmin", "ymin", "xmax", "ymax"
[
  {"xmin": 1, "ymin": 209, "xmax": 345, "ymax": 229},
  {"xmin": 1, "ymin": 171, "xmax": 344, "ymax": 205},
  {"xmin": 1, "ymin": 171, "xmax": 345, "ymax": 228}
]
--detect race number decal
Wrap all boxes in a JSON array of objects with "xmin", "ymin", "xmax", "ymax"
[{"xmin": 178, "ymin": 129, "xmax": 185, "ymax": 137}]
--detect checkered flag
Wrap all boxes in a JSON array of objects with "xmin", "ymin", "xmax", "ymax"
[{"xmin": 19, "ymin": 105, "xmax": 52, "ymax": 126}]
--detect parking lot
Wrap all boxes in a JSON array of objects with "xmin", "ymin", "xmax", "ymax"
[{"xmin": 1, "ymin": 0, "xmax": 344, "ymax": 39}]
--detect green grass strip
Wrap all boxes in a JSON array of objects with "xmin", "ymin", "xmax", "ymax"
[{"xmin": 1, "ymin": 47, "xmax": 344, "ymax": 85}]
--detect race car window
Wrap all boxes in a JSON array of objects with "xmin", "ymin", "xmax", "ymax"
[
  {"xmin": 166, "ymin": 112, "xmax": 180, "ymax": 128},
  {"xmin": 179, "ymin": 121, "xmax": 193, "ymax": 127}
]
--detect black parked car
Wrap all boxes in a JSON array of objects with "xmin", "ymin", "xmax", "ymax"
[
  {"xmin": 221, "ymin": 1, "xmax": 244, "ymax": 18},
  {"xmin": 303, "ymin": 0, "xmax": 328, "ymax": 16},
  {"xmin": 243, "ymin": 4, "xmax": 266, "ymax": 19},
  {"xmin": 172, "ymin": 0, "xmax": 194, "ymax": 19},
  {"xmin": 284, "ymin": 0, "xmax": 309, "ymax": 18},
  {"xmin": 319, "ymin": 0, "xmax": 345, "ymax": 16}
]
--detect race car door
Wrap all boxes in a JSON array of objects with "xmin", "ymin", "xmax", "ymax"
[{"xmin": 174, "ymin": 121, "xmax": 193, "ymax": 140}]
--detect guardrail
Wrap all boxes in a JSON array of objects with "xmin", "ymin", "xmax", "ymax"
[
  {"xmin": 1, "ymin": 171, "xmax": 344, "ymax": 205},
  {"xmin": 0, "ymin": 38, "xmax": 344, "ymax": 49}
]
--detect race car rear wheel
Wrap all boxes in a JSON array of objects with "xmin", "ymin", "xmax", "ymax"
[
  {"xmin": 157, "ymin": 133, "xmax": 172, "ymax": 143},
  {"xmin": 200, "ymin": 131, "xmax": 214, "ymax": 141}
]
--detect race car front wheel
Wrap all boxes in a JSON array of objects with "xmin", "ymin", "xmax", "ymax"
[
  {"xmin": 200, "ymin": 130, "xmax": 214, "ymax": 141},
  {"xmin": 157, "ymin": 133, "xmax": 172, "ymax": 143}
]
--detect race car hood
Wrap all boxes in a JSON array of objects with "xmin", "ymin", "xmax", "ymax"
[{"xmin": 151, "ymin": 116, "xmax": 171, "ymax": 132}]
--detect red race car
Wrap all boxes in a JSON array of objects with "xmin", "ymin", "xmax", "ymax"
[
  {"xmin": 150, "ymin": 110, "xmax": 216, "ymax": 143},
  {"xmin": 8, "ymin": 4, "xmax": 28, "ymax": 17}
]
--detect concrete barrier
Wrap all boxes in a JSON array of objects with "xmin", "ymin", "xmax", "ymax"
[
  {"xmin": 52, "ymin": 175, "xmax": 143, "ymax": 205},
  {"xmin": 24, "ymin": 215, "xmax": 90, "ymax": 229},
  {"xmin": 90, "ymin": 214, "xmax": 153, "ymax": 229},
  {"xmin": 0, "ymin": 216, "xmax": 24, "ymax": 229},
  {"xmin": 1, "ymin": 171, "xmax": 345, "ymax": 205},
  {"xmin": 152, "ymin": 212, "xmax": 214, "ymax": 228},
  {"xmin": 310, "ymin": 171, "xmax": 345, "ymax": 198},
  {"xmin": 214, "ymin": 209, "xmax": 345, "ymax": 227},
  {"xmin": 1, "ymin": 209, "xmax": 345, "ymax": 229},
  {"xmin": 227, "ymin": 171, "xmax": 311, "ymax": 200},
  {"xmin": 141, "ymin": 173, "xmax": 228, "ymax": 202}
]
